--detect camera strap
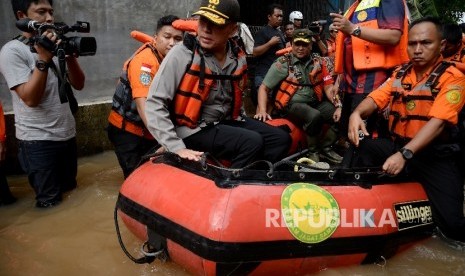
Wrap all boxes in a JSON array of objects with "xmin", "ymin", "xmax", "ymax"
[
  {"xmin": 15, "ymin": 35, "xmax": 30, "ymax": 44},
  {"xmin": 49, "ymin": 60, "xmax": 69, "ymax": 104}
]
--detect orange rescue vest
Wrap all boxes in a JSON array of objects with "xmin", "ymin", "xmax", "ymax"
[
  {"xmin": 389, "ymin": 62, "xmax": 453, "ymax": 139},
  {"xmin": 274, "ymin": 54, "xmax": 329, "ymax": 110},
  {"xmin": 173, "ymin": 35, "xmax": 248, "ymax": 128},
  {"xmin": 334, "ymin": 0, "xmax": 409, "ymax": 73},
  {"xmin": 444, "ymin": 43, "xmax": 465, "ymax": 73}
]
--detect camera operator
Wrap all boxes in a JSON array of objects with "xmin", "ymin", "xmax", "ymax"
[
  {"xmin": 0, "ymin": 0, "xmax": 85, "ymax": 208},
  {"xmin": 309, "ymin": 20, "xmax": 328, "ymax": 57}
]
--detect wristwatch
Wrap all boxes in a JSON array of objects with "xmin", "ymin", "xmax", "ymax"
[
  {"xmin": 351, "ymin": 25, "xmax": 361, "ymax": 37},
  {"xmin": 399, "ymin": 147, "xmax": 413, "ymax": 160},
  {"xmin": 35, "ymin": 60, "xmax": 50, "ymax": 72}
]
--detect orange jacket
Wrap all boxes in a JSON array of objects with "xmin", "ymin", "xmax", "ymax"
[
  {"xmin": 0, "ymin": 102, "xmax": 6, "ymax": 142},
  {"xmin": 444, "ymin": 43, "xmax": 465, "ymax": 73},
  {"xmin": 334, "ymin": 0, "xmax": 409, "ymax": 73},
  {"xmin": 274, "ymin": 54, "xmax": 333, "ymax": 110},
  {"xmin": 369, "ymin": 61, "xmax": 465, "ymax": 140},
  {"xmin": 109, "ymin": 43, "xmax": 161, "ymax": 139},
  {"xmin": 173, "ymin": 46, "xmax": 248, "ymax": 128}
]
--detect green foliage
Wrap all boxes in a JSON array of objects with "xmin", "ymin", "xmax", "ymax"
[
  {"xmin": 407, "ymin": 0, "xmax": 464, "ymax": 23},
  {"xmin": 433, "ymin": 0, "xmax": 464, "ymax": 23},
  {"xmin": 406, "ymin": 0, "xmax": 438, "ymax": 21}
]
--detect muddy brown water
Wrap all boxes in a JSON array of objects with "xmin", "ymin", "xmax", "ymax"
[{"xmin": 1, "ymin": 151, "xmax": 464, "ymax": 275}]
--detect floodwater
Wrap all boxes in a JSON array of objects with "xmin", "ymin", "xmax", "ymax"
[{"xmin": 1, "ymin": 151, "xmax": 464, "ymax": 276}]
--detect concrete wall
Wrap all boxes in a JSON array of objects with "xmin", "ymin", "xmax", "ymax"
[{"xmin": 0, "ymin": 0, "xmax": 200, "ymax": 174}]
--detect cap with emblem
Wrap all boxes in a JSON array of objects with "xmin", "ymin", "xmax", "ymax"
[
  {"xmin": 292, "ymin": 28, "xmax": 314, "ymax": 44},
  {"xmin": 192, "ymin": 0, "xmax": 241, "ymax": 25}
]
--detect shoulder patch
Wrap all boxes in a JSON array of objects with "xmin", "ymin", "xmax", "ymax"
[
  {"xmin": 446, "ymin": 85, "xmax": 463, "ymax": 104},
  {"xmin": 275, "ymin": 61, "xmax": 284, "ymax": 71},
  {"xmin": 278, "ymin": 56, "xmax": 288, "ymax": 63},
  {"xmin": 139, "ymin": 63, "xmax": 153, "ymax": 86},
  {"xmin": 139, "ymin": 71, "xmax": 152, "ymax": 86}
]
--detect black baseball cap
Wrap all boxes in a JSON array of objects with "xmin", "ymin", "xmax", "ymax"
[{"xmin": 192, "ymin": 0, "xmax": 241, "ymax": 25}]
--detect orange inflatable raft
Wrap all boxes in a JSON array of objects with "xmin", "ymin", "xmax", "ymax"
[{"xmin": 115, "ymin": 121, "xmax": 433, "ymax": 275}]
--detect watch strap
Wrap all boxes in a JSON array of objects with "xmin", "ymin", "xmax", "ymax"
[
  {"xmin": 351, "ymin": 26, "xmax": 361, "ymax": 37},
  {"xmin": 36, "ymin": 59, "xmax": 51, "ymax": 71}
]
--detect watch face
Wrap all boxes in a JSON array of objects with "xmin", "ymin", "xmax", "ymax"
[
  {"xmin": 401, "ymin": 148, "xmax": 413, "ymax": 160},
  {"xmin": 36, "ymin": 60, "xmax": 48, "ymax": 71}
]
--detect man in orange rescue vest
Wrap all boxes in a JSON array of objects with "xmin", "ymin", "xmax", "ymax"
[
  {"xmin": 254, "ymin": 29, "xmax": 343, "ymax": 164},
  {"xmin": 347, "ymin": 17, "xmax": 465, "ymax": 244},
  {"xmin": 442, "ymin": 23, "xmax": 465, "ymax": 73},
  {"xmin": 330, "ymin": 0, "xmax": 409, "ymax": 141},
  {"xmin": 108, "ymin": 15, "xmax": 183, "ymax": 178},
  {"xmin": 144, "ymin": 0, "xmax": 291, "ymax": 168}
]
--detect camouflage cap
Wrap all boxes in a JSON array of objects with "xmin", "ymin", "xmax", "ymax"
[{"xmin": 293, "ymin": 28, "xmax": 314, "ymax": 44}]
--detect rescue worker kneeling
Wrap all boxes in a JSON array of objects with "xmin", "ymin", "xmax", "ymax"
[
  {"xmin": 254, "ymin": 29, "xmax": 343, "ymax": 164},
  {"xmin": 346, "ymin": 17, "xmax": 465, "ymax": 244}
]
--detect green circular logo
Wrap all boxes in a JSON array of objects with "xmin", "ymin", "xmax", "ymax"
[{"xmin": 281, "ymin": 183, "xmax": 340, "ymax": 243}]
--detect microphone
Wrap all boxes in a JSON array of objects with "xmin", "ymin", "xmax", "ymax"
[{"xmin": 15, "ymin": 18, "xmax": 47, "ymax": 33}]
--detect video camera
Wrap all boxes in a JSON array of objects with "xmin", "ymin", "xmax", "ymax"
[
  {"xmin": 308, "ymin": 20, "xmax": 327, "ymax": 34},
  {"xmin": 16, "ymin": 18, "xmax": 97, "ymax": 57}
]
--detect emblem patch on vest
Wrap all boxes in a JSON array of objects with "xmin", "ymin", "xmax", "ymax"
[
  {"xmin": 357, "ymin": 11, "xmax": 368, "ymax": 21},
  {"xmin": 406, "ymin": 100, "xmax": 416, "ymax": 111},
  {"xmin": 281, "ymin": 183, "xmax": 340, "ymax": 244}
]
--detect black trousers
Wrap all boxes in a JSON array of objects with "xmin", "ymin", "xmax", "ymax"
[
  {"xmin": 184, "ymin": 118, "xmax": 291, "ymax": 168},
  {"xmin": 340, "ymin": 93, "xmax": 389, "ymax": 139},
  {"xmin": 0, "ymin": 165, "xmax": 15, "ymax": 203},
  {"xmin": 351, "ymin": 138, "xmax": 465, "ymax": 242},
  {"xmin": 107, "ymin": 124, "xmax": 158, "ymax": 178},
  {"xmin": 18, "ymin": 138, "xmax": 77, "ymax": 204}
]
